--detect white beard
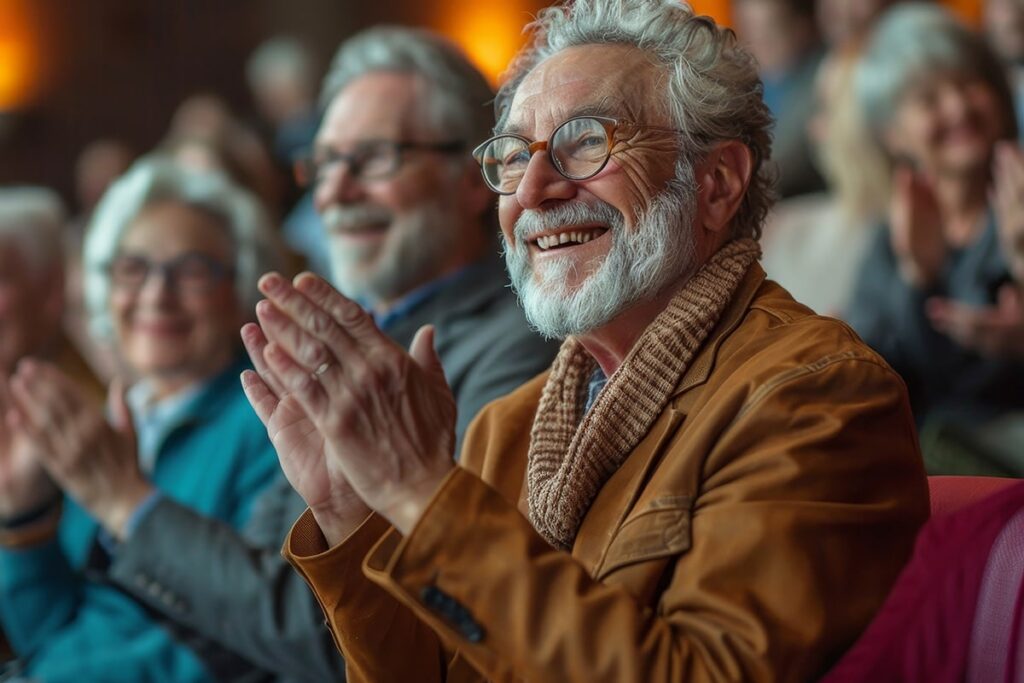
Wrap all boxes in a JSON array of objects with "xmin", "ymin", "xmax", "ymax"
[{"xmin": 504, "ymin": 165, "xmax": 698, "ymax": 340}]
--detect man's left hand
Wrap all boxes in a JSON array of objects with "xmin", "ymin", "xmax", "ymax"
[
  {"xmin": 254, "ymin": 272, "xmax": 457, "ymax": 536},
  {"xmin": 926, "ymin": 283, "xmax": 1024, "ymax": 360}
]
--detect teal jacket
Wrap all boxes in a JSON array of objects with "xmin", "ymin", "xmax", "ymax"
[{"xmin": 0, "ymin": 356, "xmax": 281, "ymax": 682}]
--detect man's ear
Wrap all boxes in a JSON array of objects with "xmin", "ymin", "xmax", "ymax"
[{"xmin": 696, "ymin": 140, "xmax": 755, "ymax": 237}]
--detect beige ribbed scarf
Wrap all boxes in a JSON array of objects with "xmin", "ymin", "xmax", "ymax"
[{"xmin": 526, "ymin": 238, "xmax": 761, "ymax": 550}]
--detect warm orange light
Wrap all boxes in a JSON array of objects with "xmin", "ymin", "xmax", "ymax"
[
  {"xmin": 435, "ymin": 0, "xmax": 534, "ymax": 85},
  {"xmin": 0, "ymin": 0, "xmax": 39, "ymax": 110}
]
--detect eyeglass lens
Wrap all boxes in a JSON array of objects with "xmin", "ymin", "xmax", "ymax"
[
  {"xmin": 109, "ymin": 253, "xmax": 227, "ymax": 293},
  {"xmin": 479, "ymin": 117, "xmax": 612, "ymax": 194}
]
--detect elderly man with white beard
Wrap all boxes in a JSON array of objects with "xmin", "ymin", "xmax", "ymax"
[{"xmin": 247, "ymin": 1, "xmax": 928, "ymax": 681}]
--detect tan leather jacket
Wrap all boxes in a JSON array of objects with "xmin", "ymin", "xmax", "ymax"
[{"xmin": 284, "ymin": 265, "xmax": 929, "ymax": 682}]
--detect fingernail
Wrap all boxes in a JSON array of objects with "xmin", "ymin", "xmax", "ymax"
[
  {"xmin": 255, "ymin": 300, "xmax": 274, "ymax": 318},
  {"xmin": 259, "ymin": 273, "xmax": 283, "ymax": 294}
]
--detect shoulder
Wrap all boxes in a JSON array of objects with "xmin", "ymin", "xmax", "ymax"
[{"xmin": 691, "ymin": 280, "xmax": 911, "ymax": 424}]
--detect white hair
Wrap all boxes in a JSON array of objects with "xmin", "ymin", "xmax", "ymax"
[
  {"xmin": 0, "ymin": 187, "xmax": 66, "ymax": 278},
  {"xmin": 496, "ymin": 0, "xmax": 774, "ymax": 240},
  {"xmin": 83, "ymin": 156, "xmax": 285, "ymax": 339}
]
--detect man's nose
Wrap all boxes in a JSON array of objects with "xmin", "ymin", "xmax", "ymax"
[{"xmin": 514, "ymin": 151, "xmax": 577, "ymax": 210}]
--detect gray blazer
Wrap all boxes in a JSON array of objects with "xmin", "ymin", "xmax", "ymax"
[{"xmin": 105, "ymin": 256, "xmax": 559, "ymax": 682}]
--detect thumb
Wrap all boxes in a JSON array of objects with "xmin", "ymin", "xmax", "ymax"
[
  {"xmin": 409, "ymin": 325, "xmax": 445, "ymax": 383},
  {"xmin": 107, "ymin": 377, "xmax": 136, "ymax": 441}
]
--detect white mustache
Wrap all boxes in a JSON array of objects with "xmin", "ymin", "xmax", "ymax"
[
  {"xmin": 321, "ymin": 204, "xmax": 393, "ymax": 233},
  {"xmin": 513, "ymin": 201, "xmax": 624, "ymax": 243}
]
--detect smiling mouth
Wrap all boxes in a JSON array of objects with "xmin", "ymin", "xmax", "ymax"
[{"xmin": 530, "ymin": 227, "xmax": 609, "ymax": 251}]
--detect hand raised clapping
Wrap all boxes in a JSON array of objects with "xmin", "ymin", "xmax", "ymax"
[
  {"xmin": 3, "ymin": 362, "xmax": 153, "ymax": 538},
  {"xmin": 241, "ymin": 272, "xmax": 456, "ymax": 544}
]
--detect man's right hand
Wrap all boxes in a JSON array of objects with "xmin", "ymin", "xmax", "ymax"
[
  {"xmin": 0, "ymin": 375, "xmax": 59, "ymax": 521},
  {"xmin": 241, "ymin": 314, "xmax": 371, "ymax": 547},
  {"xmin": 890, "ymin": 166, "xmax": 947, "ymax": 289}
]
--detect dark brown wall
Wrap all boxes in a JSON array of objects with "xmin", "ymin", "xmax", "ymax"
[{"xmin": 0, "ymin": 0, "xmax": 490, "ymax": 207}]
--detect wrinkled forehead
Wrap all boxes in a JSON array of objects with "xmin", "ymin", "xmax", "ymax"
[{"xmin": 501, "ymin": 44, "xmax": 666, "ymax": 138}]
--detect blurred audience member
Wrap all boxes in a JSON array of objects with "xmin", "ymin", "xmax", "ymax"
[
  {"xmin": 733, "ymin": 0, "xmax": 826, "ymax": 197},
  {"xmin": 821, "ymin": 478, "xmax": 1024, "ymax": 682},
  {"xmin": 65, "ymin": 140, "xmax": 136, "ymax": 383},
  {"xmin": 245, "ymin": 38, "xmax": 330, "ymax": 280},
  {"xmin": 32, "ymin": 26, "xmax": 556, "ymax": 683},
  {"xmin": 762, "ymin": 47, "xmax": 889, "ymax": 316},
  {"xmin": 984, "ymin": 0, "xmax": 1024, "ymax": 133},
  {"xmin": 246, "ymin": 36, "xmax": 321, "ymax": 168},
  {"xmin": 165, "ymin": 95, "xmax": 283, "ymax": 214},
  {"xmin": 848, "ymin": 3, "xmax": 1024, "ymax": 475},
  {"xmin": 815, "ymin": 0, "xmax": 900, "ymax": 49},
  {"xmin": 0, "ymin": 187, "xmax": 99, "ymax": 395},
  {"xmin": 0, "ymin": 159, "xmax": 284, "ymax": 682}
]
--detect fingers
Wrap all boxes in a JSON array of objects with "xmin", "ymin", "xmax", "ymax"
[
  {"xmin": 293, "ymin": 272, "xmax": 392, "ymax": 348},
  {"xmin": 257, "ymin": 273, "xmax": 360, "ymax": 370},
  {"xmin": 241, "ymin": 322, "xmax": 289, "ymax": 398},
  {"xmin": 409, "ymin": 325, "xmax": 445, "ymax": 383},
  {"xmin": 240, "ymin": 369, "xmax": 280, "ymax": 427},
  {"xmin": 8, "ymin": 362, "xmax": 76, "ymax": 447},
  {"xmin": 262, "ymin": 342, "xmax": 331, "ymax": 422},
  {"xmin": 107, "ymin": 377, "xmax": 136, "ymax": 441}
]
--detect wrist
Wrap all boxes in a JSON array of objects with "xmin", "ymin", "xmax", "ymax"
[
  {"xmin": 0, "ymin": 495, "xmax": 62, "ymax": 530},
  {"xmin": 98, "ymin": 482, "xmax": 155, "ymax": 540},
  {"xmin": 0, "ymin": 500, "xmax": 62, "ymax": 549},
  {"xmin": 379, "ymin": 466, "xmax": 453, "ymax": 537},
  {"xmin": 310, "ymin": 497, "xmax": 373, "ymax": 547}
]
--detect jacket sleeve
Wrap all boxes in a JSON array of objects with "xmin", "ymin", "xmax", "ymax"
[
  {"xmin": 108, "ymin": 480, "xmax": 346, "ymax": 683},
  {"xmin": 0, "ymin": 535, "xmax": 82, "ymax": 659},
  {"xmin": 286, "ymin": 355, "xmax": 928, "ymax": 683}
]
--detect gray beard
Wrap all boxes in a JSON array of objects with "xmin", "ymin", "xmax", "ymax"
[
  {"xmin": 504, "ymin": 164, "xmax": 698, "ymax": 340},
  {"xmin": 325, "ymin": 200, "xmax": 454, "ymax": 307}
]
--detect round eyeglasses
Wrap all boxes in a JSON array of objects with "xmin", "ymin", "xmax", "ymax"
[{"xmin": 472, "ymin": 116, "xmax": 681, "ymax": 195}]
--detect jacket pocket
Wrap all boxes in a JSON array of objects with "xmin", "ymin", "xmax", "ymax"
[{"xmin": 596, "ymin": 495, "xmax": 692, "ymax": 580}]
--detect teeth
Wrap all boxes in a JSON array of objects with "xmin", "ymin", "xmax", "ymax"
[{"xmin": 535, "ymin": 228, "xmax": 603, "ymax": 251}]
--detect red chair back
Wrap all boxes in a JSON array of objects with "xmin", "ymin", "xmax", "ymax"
[{"xmin": 928, "ymin": 475, "xmax": 1019, "ymax": 517}]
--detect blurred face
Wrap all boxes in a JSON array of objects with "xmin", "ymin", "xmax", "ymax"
[
  {"xmin": 110, "ymin": 201, "xmax": 241, "ymax": 391},
  {"xmin": 497, "ymin": 44, "xmax": 698, "ymax": 338},
  {"xmin": 313, "ymin": 72, "xmax": 471, "ymax": 306},
  {"xmin": 0, "ymin": 241, "xmax": 61, "ymax": 375},
  {"xmin": 985, "ymin": 0, "xmax": 1024, "ymax": 64},
  {"xmin": 815, "ymin": 0, "xmax": 891, "ymax": 47},
  {"xmin": 733, "ymin": 0, "xmax": 817, "ymax": 74},
  {"xmin": 885, "ymin": 72, "xmax": 1009, "ymax": 179}
]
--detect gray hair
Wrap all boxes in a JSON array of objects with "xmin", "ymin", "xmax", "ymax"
[
  {"xmin": 496, "ymin": 0, "xmax": 775, "ymax": 240},
  {"xmin": 83, "ymin": 156, "xmax": 285, "ymax": 339},
  {"xmin": 0, "ymin": 187, "xmax": 66, "ymax": 277},
  {"xmin": 320, "ymin": 25, "xmax": 495, "ymax": 149},
  {"xmin": 855, "ymin": 3, "xmax": 1018, "ymax": 142}
]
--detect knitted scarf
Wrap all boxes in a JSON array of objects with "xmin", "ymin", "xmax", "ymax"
[{"xmin": 526, "ymin": 238, "xmax": 761, "ymax": 550}]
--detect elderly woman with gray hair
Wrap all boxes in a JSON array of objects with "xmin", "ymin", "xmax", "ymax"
[
  {"xmin": 846, "ymin": 2, "xmax": 1024, "ymax": 476},
  {"xmin": 0, "ymin": 158, "xmax": 283, "ymax": 682}
]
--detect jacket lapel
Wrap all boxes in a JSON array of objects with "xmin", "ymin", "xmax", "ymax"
[{"xmin": 568, "ymin": 265, "xmax": 768, "ymax": 578}]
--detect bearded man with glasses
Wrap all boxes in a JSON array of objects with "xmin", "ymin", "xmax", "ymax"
[{"xmin": 251, "ymin": 1, "xmax": 928, "ymax": 681}]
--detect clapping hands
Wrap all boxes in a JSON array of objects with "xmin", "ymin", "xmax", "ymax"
[{"xmin": 240, "ymin": 272, "xmax": 456, "ymax": 544}]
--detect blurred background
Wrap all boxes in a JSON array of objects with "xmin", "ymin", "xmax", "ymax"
[{"xmin": 0, "ymin": 0, "xmax": 983, "ymax": 204}]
